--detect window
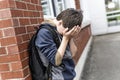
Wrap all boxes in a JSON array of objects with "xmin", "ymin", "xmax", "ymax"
[{"xmin": 41, "ymin": 0, "xmax": 65, "ymax": 18}]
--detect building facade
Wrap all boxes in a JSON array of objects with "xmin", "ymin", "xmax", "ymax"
[{"xmin": 0, "ymin": 0, "xmax": 91, "ymax": 80}]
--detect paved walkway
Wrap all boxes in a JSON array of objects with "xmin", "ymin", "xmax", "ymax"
[{"xmin": 80, "ymin": 32, "xmax": 120, "ymax": 80}]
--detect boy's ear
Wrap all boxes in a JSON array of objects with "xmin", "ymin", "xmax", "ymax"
[{"xmin": 58, "ymin": 20, "xmax": 63, "ymax": 25}]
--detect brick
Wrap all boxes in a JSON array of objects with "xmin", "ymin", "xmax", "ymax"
[
  {"xmin": 8, "ymin": 0, "xmax": 16, "ymax": 8},
  {"xmin": 0, "ymin": 64, "xmax": 9, "ymax": 72},
  {"xmin": 33, "ymin": 12, "xmax": 40, "ymax": 17},
  {"xmin": 26, "ymin": 25, "xmax": 35, "ymax": 33},
  {"xmin": 0, "ymin": 9, "xmax": 11, "ymax": 19},
  {"xmin": 0, "ymin": 19, "xmax": 13, "ymax": 28},
  {"xmin": 0, "ymin": 54, "xmax": 20, "ymax": 63},
  {"xmin": 1, "ymin": 71, "xmax": 23, "ymax": 79},
  {"xmin": 16, "ymin": 1, "xmax": 27, "ymax": 9},
  {"xmin": 30, "ymin": 18, "xmax": 38, "ymax": 24},
  {"xmin": 1, "ymin": 37, "xmax": 17, "ymax": 46},
  {"xmin": 0, "ymin": 30, "xmax": 3, "ymax": 38},
  {"xmin": 16, "ymin": 35, "xmax": 22, "ymax": 44},
  {"xmin": 12, "ymin": 19, "xmax": 19, "ymax": 26},
  {"xmin": 23, "ymin": 67, "xmax": 29, "ymax": 77},
  {"xmin": 0, "ymin": 0, "xmax": 9, "ymax": 9},
  {"xmin": 11, "ymin": 10, "xmax": 23, "ymax": 17},
  {"xmin": 18, "ymin": 42, "xmax": 28, "ymax": 52},
  {"xmin": 23, "ymin": 11, "xmax": 30, "ymax": 17},
  {"xmin": 0, "ymin": 47, "xmax": 6, "ymax": 55},
  {"xmin": 0, "ymin": 0, "xmax": 15, "ymax": 9},
  {"xmin": 22, "ymin": 34, "xmax": 30, "ymax": 41},
  {"xmin": 22, "ymin": 58, "xmax": 29, "ymax": 68},
  {"xmin": 19, "ymin": 51, "xmax": 29, "ymax": 60},
  {"xmin": 19, "ymin": 18, "xmax": 30, "ymax": 25},
  {"xmin": 3, "ymin": 28, "xmax": 15, "ymax": 37},
  {"xmin": 15, "ymin": 27, "xmax": 26, "ymax": 35},
  {"xmin": 27, "ymin": 4, "xmax": 35, "ymax": 10},
  {"xmin": 31, "ymin": 0, "xmax": 39, "ymax": 4},
  {"xmin": 36, "ymin": 5, "xmax": 42, "ymax": 11},
  {"xmin": 29, "ymin": 11, "xmax": 34, "ymax": 17},
  {"xmin": 10, "ymin": 61, "xmax": 22, "ymax": 71},
  {"xmin": 7, "ymin": 45, "xmax": 19, "ymax": 54}
]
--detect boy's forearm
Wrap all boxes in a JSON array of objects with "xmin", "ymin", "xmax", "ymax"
[
  {"xmin": 55, "ymin": 37, "xmax": 69, "ymax": 66},
  {"xmin": 70, "ymin": 38, "xmax": 77, "ymax": 57}
]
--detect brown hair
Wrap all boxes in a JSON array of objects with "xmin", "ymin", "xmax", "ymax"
[{"xmin": 56, "ymin": 8, "xmax": 83, "ymax": 30}]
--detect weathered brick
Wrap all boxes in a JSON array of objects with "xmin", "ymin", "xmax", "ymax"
[
  {"xmin": 0, "ymin": 47, "xmax": 6, "ymax": 55},
  {"xmin": 0, "ymin": 19, "xmax": 13, "ymax": 28},
  {"xmin": 10, "ymin": 61, "xmax": 22, "ymax": 71},
  {"xmin": 1, "ymin": 71, "xmax": 23, "ymax": 79},
  {"xmin": 19, "ymin": 51, "xmax": 29, "ymax": 60},
  {"xmin": 0, "ymin": 9, "xmax": 11, "ymax": 19},
  {"xmin": 0, "ymin": 64, "xmax": 9, "ymax": 72},
  {"xmin": 0, "ymin": 0, "xmax": 9, "ymax": 9},
  {"xmin": 33, "ymin": 12, "xmax": 40, "ymax": 17},
  {"xmin": 30, "ymin": 18, "xmax": 38, "ymax": 24},
  {"xmin": 3, "ymin": 28, "xmax": 15, "ymax": 37},
  {"xmin": 16, "ymin": 1, "xmax": 27, "ymax": 9},
  {"xmin": 26, "ymin": 25, "xmax": 35, "ymax": 33},
  {"xmin": 0, "ymin": 54, "xmax": 20, "ymax": 63},
  {"xmin": 23, "ymin": 11, "xmax": 30, "ymax": 17},
  {"xmin": 11, "ymin": 10, "xmax": 23, "ymax": 17},
  {"xmin": 0, "ymin": 30, "xmax": 3, "ymax": 38},
  {"xmin": 22, "ymin": 58, "xmax": 29, "ymax": 68},
  {"xmin": 12, "ymin": 19, "xmax": 19, "ymax": 26},
  {"xmin": 27, "ymin": 4, "xmax": 36, "ymax": 10},
  {"xmin": 22, "ymin": 34, "xmax": 30, "ymax": 41},
  {"xmin": 18, "ymin": 42, "xmax": 28, "ymax": 52},
  {"xmin": 16, "ymin": 35, "xmax": 22, "ymax": 44},
  {"xmin": 31, "ymin": 0, "xmax": 39, "ymax": 4},
  {"xmin": 15, "ymin": 27, "xmax": 26, "ymax": 35},
  {"xmin": 19, "ymin": 18, "xmax": 30, "ymax": 26},
  {"xmin": 1, "ymin": 37, "xmax": 17, "ymax": 46},
  {"xmin": 8, "ymin": 0, "xmax": 16, "ymax": 8},
  {"xmin": 36, "ymin": 5, "xmax": 42, "ymax": 11},
  {"xmin": 23, "ymin": 67, "xmax": 30, "ymax": 77},
  {"xmin": 7, "ymin": 45, "xmax": 19, "ymax": 54}
]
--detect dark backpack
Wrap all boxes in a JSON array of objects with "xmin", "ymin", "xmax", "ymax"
[{"xmin": 28, "ymin": 24, "xmax": 60, "ymax": 80}]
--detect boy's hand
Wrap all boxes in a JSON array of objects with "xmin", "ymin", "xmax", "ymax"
[{"xmin": 63, "ymin": 25, "xmax": 81, "ymax": 39}]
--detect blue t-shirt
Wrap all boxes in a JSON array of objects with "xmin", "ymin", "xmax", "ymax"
[{"xmin": 35, "ymin": 24, "xmax": 76, "ymax": 80}]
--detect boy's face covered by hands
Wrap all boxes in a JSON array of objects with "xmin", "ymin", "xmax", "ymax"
[
  {"xmin": 62, "ymin": 25, "xmax": 81, "ymax": 39},
  {"xmin": 54, "ymin": 19, "xmax": 81, "ymax": 38}
]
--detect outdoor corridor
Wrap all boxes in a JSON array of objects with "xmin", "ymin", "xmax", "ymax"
[{"xmin": 80, "ymin": 32, "xmax": 120, "ymax": 80}]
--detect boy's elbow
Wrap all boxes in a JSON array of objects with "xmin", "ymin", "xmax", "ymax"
[
  {"xmin": 55, "ymin": 61, "xmax": 61, "ymax": 66},
  {"xmin": 71, "ymin": 48, "xmax": 78, "ymax": 57},
  {"xmin": 55, "ymin": 52, "xmax": 62, "ymax": 66}
]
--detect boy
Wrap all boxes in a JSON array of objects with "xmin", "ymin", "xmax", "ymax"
[{"xmin": 35, "ymin": 8, "xmax": 83, "ymax": 80}]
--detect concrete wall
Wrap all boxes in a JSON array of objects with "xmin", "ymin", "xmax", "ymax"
[{"xmin": 81, "ymin": 0, "xmax": 108, "ymax": 35}]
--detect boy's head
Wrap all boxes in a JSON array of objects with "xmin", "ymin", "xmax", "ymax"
[
  {"xmin": 54, "ymin": 8, "xmax": 83, "ymax": 34},
  {"xmin": 56, "ymin": 8, "xmax": 83, "ymax": 30}
]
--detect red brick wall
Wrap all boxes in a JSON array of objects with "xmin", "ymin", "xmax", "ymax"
[
  {"xmin": 0, "ymin": 0, "xmax": 43, "ymax": 80},
  {"xmin": 73, "ymin": 25, "xmax": 91, "ymax": 64},
  {"xmin": 74, "ymin": 0, "xmax": 81, "ymax": 9}
]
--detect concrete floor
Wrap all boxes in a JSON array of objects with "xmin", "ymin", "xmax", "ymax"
[{"xmin": 80, "ymin": 32, "xmax": 120, "ymax": 80}]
